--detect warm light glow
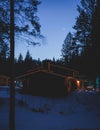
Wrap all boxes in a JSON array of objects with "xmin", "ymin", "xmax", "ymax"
[
  {"xmin": 76, "ymin": 80, "xmax": 80, "ymax": 88},
  {"xmin": 77, "ymin": 80, "xmax": 80, "ymax": 84}
]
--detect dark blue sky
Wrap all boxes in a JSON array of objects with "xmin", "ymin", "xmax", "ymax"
[{"xmin": 15, "ymin": 0, "xmax": 80, "ymax": 60}]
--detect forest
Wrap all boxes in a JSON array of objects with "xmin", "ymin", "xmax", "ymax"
[
  {"xmin": 0, "ymin": 0, "xmax": 100, "ymax": 85},
  {"xmin": 0, "ymin": 1, "xmax": 100, "ymax": 130}
]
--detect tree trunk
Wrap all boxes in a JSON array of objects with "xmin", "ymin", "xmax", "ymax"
[{"xmin": 9, "ymin": 0, "xmax": 15, "ymax": 130}]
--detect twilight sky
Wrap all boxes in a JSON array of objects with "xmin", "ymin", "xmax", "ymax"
[{"xmin": 15, "ymin": 0, "xmax": 80, "ymax": 60}]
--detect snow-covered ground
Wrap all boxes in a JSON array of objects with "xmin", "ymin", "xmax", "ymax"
[{"xmin": 0, "ymin": 86, "xmax": 100, "ymax": 130}]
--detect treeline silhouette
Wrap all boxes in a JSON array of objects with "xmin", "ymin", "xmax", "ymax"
[{"xmin": 0, "ymin": 51, "xmax": 77, "ymax": 78}]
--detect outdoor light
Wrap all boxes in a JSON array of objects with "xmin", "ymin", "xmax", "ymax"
[{"xmin": 76, "ymin": 80, "xmax": 80, "ymax": 88}]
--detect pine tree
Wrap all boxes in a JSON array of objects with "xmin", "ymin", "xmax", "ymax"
[
  {"xmin": 0, "ymin": 42, "xmax": 9, "ymax": 61},
  {"xmin": 73, "ymin": 0, "xmax": 100, "ymax": 76},
  {"xmin": 0, "ymin": 0, "xmax": 42, "ymax": 47},
  {"xmin": 61, "ymin": 32, "xmax": 78, "ymax": 63},
  {"xmin": 17, "ymin": 53, "xmax": 23, "ymax": 63},
  {"xmin": 73, "ymin": 0, "xmax": 96, "ymax": 48},
  {"xmin": 24, "ymin": 50, "xmax": 32, "ymax": 62},
  {"xmin": 91, "ymin": 0, "xmax": 100, "ymax": 73}
]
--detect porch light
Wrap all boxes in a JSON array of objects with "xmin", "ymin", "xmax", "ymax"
[{"xmin": 76, "ymin": 80, "xmax": 80, "ymax": 88}]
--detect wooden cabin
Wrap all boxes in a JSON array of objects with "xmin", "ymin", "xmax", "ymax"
[
  {"xmin": 0, "ymin": 75, "xmax": 10, "ymax": 86},
  {"xmin": 16, "ymin": 62, "xmax": 81, "ymax": 97},
  {"xmin": 0, "ymin": 62, "xmax": 10, "ymax": 86}
]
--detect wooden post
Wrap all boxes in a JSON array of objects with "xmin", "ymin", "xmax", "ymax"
[
  {"xmin": 48, "ymin": 62, "xmax": 50, "ymax": 71},
  {"xmin": 27, "ymin": 79, "xmax": 29, "ymax": 89}
]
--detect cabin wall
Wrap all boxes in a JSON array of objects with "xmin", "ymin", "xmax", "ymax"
[
  {"xmin": 0, "ymin": 75, "xmax": 9, "ymax": 86},
  {"xmin": 23, "ymin": 72, "xmax": 67, "ymax": 97},
  {"xmin": 21, "ymin": 72, "xmax": 80, "ymax": 97}
]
